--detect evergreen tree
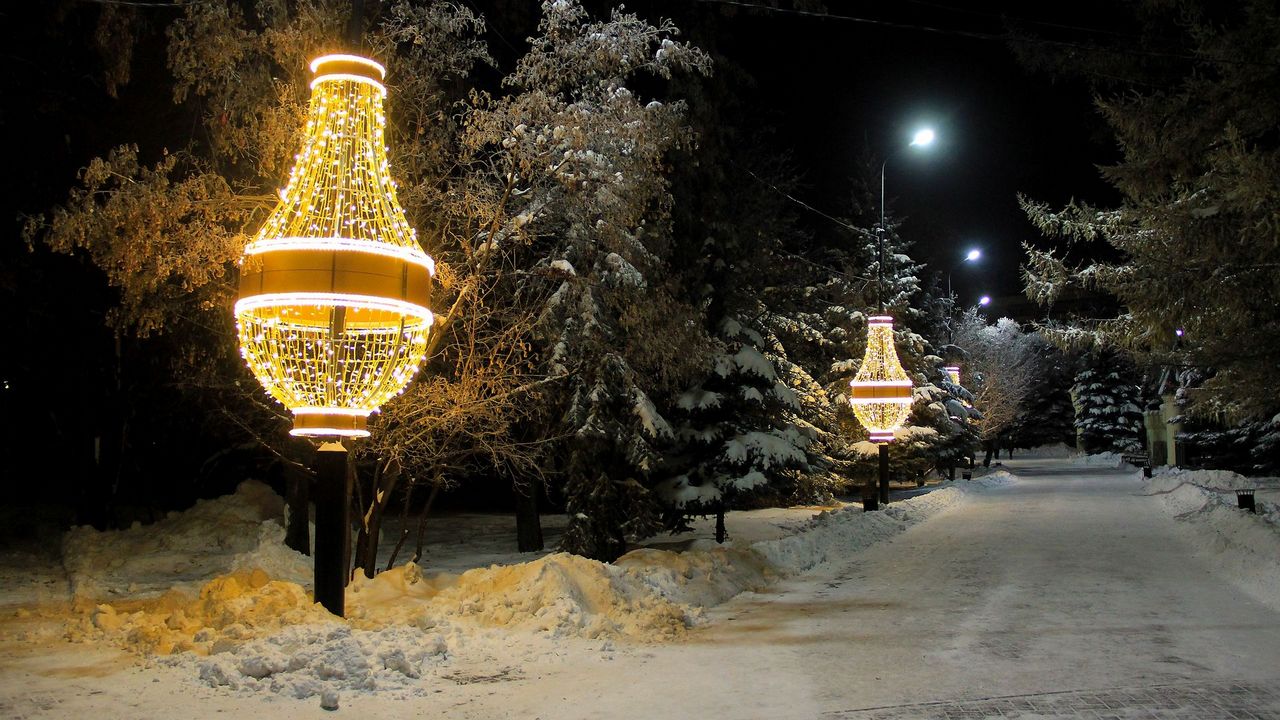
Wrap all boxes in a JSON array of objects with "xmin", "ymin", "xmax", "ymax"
[
  {"xmin": 1017, "ymin": 0, "xmax": 1280, "ymax": 422},
  {"xmin": 1008, "ymin": 337, "xmax": 1079, "ymax": 450},
  {"xmin": 1071, "ymin": 354, "xmax": 1145, "ymax": 454},
  {"xmin": 658, "ymin": 317, "xmax": 809, "ymax": 542},
  {"xmin": 468, "ymin": 0, "xmax": 712, "ymax": 561}
]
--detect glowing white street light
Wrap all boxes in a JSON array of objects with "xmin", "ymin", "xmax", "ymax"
[
  {"xmin": 979, "ymin": 295, "xmax": 992, "ymax": 306},
  {"xmin": 946, "ymin": 247, "xmax": 982, "ymax": 344},
  {"xmin": 879, "ymin": 126, "xmax": 938, "ymax": 309}
]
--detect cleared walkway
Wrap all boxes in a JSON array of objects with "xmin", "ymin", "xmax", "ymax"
[{"xmin": 452, "ymin": 458, "xmax": 1280, "ymax": 719}]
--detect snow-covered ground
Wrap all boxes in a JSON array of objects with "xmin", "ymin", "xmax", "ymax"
[
  {"xmin": 1142, "ymin": 465, "xmax": 1280, "ymax": 612},
  {"xmin": 5, "ymin": 458, "xmax": 1279, "ymax": 718},
  {"xmin": 0, "ymin": 471, "xmax": 1010, "ymax": 715}
]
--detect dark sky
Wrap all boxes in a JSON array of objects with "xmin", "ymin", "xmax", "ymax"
[
  {"xmin": 607, "ymin": 0, "xmax": 1127, "ymax": 310},
  {"xmin": 3, "ymin": 0, "xmax": 1127, "ymax": 312}
]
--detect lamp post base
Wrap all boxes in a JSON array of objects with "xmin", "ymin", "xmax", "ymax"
[
  {"xmin": 313, "ymin": 441, "xmax": 350, "ymax": 617},
  {"xmin": 878, "ymin": 443, "xmax": 890, "ymax": 505}
]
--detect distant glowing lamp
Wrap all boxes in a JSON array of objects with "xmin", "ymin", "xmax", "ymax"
[
  {"xmin": 911, "ymin": 128, "xmax": 936, "ymax": 147},
  {"xmin": 965, "ymin": 248, "xmax": 981, "ymax": 261},
  {"xmin": 978, "ymin": 295, "xmax": 991, "ymax": 306},
  {"xmin": 235, "ymin": 54, "xmax": 435, "ymax": 438},
  {"xmin": 1175, "ymin": 328, "xmax": 1185, "ymax": 337},
  {"xmin": 944, "ymin": 365, "xmax": 961, "ymax": 385},
  {"xmin": 849, "ymin": 315, "xmax": 915, "ymax": 443}
]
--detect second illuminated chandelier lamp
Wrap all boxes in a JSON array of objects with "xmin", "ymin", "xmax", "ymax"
[{"xmin": 235, "ymin": 54, "xmax": 435, "ymax": 437}]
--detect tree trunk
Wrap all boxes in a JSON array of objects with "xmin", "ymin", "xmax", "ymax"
[
  {"xmin": 284, "ymin": 461, "xmax": 312, "ymax": 556},
  {"xmin": 514, "ymin": 477, "xmax": 544, "ymax": 552},
  {"xmin": 384, "ymin": 480, "xmax": 415, "ymax": 571},
  {"xmin": 714, "ymin": 504, "xmax": 726, "ymax": 544},
  {"xmin": 354, "ymin": 457, "xmax": 401, "ymax": 579},
  {"xmin": 411, "ymin": 474, "xmax": 444, "ymax": 564}
]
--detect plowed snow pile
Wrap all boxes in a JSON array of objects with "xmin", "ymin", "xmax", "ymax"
[
  {"xmin": 1145, "ymin": 467, "xmax": 1280, "ymax": 611},
  {"xmin": 59, "ymin": 473, "xmax": 1012, "ymax": 699}
]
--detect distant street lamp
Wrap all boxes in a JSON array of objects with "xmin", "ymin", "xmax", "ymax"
[
  {"xmin": 979, "ymin": 295, "xmax": 992, "ymax": 307},
  {"xmin": 235, "ymin": 53, "xmax": 434, "ymax": 617},
  {"xmin": 946, "ymin": 247, "xmax": 981, "ymax": 344}
]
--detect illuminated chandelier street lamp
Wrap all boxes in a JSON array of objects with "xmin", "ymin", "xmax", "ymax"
[
  {"xmin": 944, "ymin": 366, "xmax": 961, "ymax": 385},
  {"xmin": 849, "ymin": 127, "xmax": 934, "ymax": 507},
  {"xmin": 235, "ymin": 53, "xmax": 433, "ymax": 616},
  {"xmin": 849, "ymin": 316, "xmax": 914, "ymax": 506}
]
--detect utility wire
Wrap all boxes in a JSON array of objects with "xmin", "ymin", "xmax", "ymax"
[
  {"xmin": 690, "ymin": 0, "xmax": 1280, "ymax": 69},
  {"xmin": 738, "ymin": 165, "xmax": 866, "ymax": 236},
  {"xmin": 894, "ymin": 0, "xmax": 1135, "ymax": 40},
  {"xmin": 70, "ymin": 0, "xmax": 194, "ymax": 7}
]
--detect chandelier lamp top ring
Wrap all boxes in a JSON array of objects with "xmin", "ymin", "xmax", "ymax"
[{"xmin": 309, "ymin": 54, "xmax": 386, "ymax": 93}]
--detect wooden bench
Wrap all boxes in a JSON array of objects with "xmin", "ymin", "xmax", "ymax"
[
  {"xmin": 1121, "ymin": 452, "xmax": 1149, "ymax": 466},
  {"xmin": 1122, "ymin": 452, "xmax": 1151, "ymax": 476}
]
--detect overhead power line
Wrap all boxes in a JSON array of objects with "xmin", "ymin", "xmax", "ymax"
[
  {"xmin": 71, "ymin": 0, "xmax": 194, "ymax": 7},
  {"xmin": 690, "ymin": 0, "xmax": 1280, "ymax": 69}
]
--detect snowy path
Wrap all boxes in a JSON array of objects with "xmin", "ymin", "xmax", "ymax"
[
  {"xmin": 5, "ymin": 459, "xmax": 1280, "ymax": 718},
  {"xmin": 431, "ymin": 458, "xmax": 1280, "ymax": 719}
]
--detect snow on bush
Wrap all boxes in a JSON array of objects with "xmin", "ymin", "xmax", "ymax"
[
  {"xmin": 1020, "ymin": 443, "xmax": 1078, "ymax": 459},
  {"xmin": 756, "ymin": 472, "xmax": 1015, "ymax": 573},
  {"xmin": 1070, "ymin": 450, "xmax": 1128, "ymax": 468},
  {"xmin": 1145, "ymin": 468, "xmax": 1280, "ymax": 612},
  {"xmin": 61, "ymin": 473, "xmax": 1013, "ymax": 699}
]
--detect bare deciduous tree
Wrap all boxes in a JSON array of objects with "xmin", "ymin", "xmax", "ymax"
[{"xmin": 952, "ymin": 312, "xmax": 1046, "ymax": 461}]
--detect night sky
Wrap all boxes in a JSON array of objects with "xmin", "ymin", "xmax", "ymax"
[
  {"xmin": 2, "ymin": 1, "xmax": 1129, "ymax": 310},
  {"xmin": 605, "ymin": 0, "xmax": 1127, "ymax": 309}
]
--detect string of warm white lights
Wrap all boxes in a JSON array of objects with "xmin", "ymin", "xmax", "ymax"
[{"xmin": 235, "ymin": 54, "xmax": 434, "ymax": 438}]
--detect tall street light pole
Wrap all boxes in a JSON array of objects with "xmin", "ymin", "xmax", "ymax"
[
  {"xmin": 861, "ymin": 126, "xmax": 935, "ymax": 506},
  {"xmin": 878, "ymin": 127, "xmax": 935, "ymax": 311},
  {"xmin": 947, "ymin": 248, "xmax": 981, "ymax": 344}
]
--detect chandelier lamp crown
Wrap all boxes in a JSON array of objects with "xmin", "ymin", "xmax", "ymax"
[
  {"xmin": 849, "ymin": 315, "xmax": 914, "ymax": 443},
  {"xmin": 234, "ymin": 53, "xmax": 435, "ymax": 439}
]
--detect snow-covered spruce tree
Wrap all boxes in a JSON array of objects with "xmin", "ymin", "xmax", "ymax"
[
  {"xmin": 1071, "ymin": 353, "xmax": 1145, "ymax": 455},
  {"xmin": 1178, "ymin": 414, "xmax": 1280, "ymax": 476},
  {"xmin": 1170, "ymin": 367, "xmax": 1280, "ymax": 475},
  {"xmin": 658, "ymin": 317, "xmax": 809, "ymax": 542},
  {"xmin": 760, "ymin": 269, "xmax": 871, "ymax": 500},
  {"xmin": 1015, "ymin": 0, "xmax": 1280, "ymax": 424},
  {"xmin": 906, "ymin": 364, "xmax": 980, "ymax": 475},
  {"xmin": 1008, "ymin": 337, "xmax": 1079, "ymax": 451},
  {"xmin": 648, "ymin": 44, "xmax": 824, "ymax": 516},
  {"xmin": 848, "ymin": 208, "xmax": 976, "ymax": 480},
  {"xmin": 464, "ymin": 1, "xmax": 712, "ymax": 561}
]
